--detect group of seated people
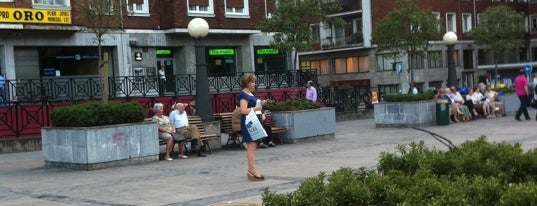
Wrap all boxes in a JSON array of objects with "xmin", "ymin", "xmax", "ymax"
[
  {"xmin": 149, "ymin": 102, "xmax": 206, "ymax": 161},
  {"xmin": 436, "ymin": 82, "xmax": 505, "ymax": 123}
]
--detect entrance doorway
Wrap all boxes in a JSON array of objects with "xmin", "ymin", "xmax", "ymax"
[{"xmin": 157, "ymin": 59, "xmax": 174, "ymax": 94}]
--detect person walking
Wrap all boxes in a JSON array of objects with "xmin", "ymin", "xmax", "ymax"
[
  {"xmin": 514, "ymin": 69, "xmax": 530, "ymax": 121},
  {"xmin": 238, "ymin": 73, "xmax": 265, "ymax": 181},
  {"xmin": 305, "ymin": 80, "xmax": 317, "ymax": 102}
]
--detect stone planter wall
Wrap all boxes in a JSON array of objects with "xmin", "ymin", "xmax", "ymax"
[
  {"xmin": 270, "ymin": 107, "xmax": 336, "ymax": 143},
  {"xmin": 42, "ymin": 121, "xmax": 159, "ymax": 170},
  {"xmin": 374, "ymin": 100, "xmax": 436, "ymax": 127},
  {"xmin": 498, "ymin": 93, "xmax": 518, "ymax": 114}
]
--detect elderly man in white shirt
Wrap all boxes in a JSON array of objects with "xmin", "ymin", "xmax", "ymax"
[{"xmin": 169, "ymin": 102, "xmax": 206, "ymax": 157}]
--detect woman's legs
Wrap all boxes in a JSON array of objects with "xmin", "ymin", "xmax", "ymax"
[
  {"xmin": 246, "ymin": 141, "xmax": 261, "ymax": 176},
  {"xmin": 165, "ymin": 138, "xmax": 173, "ymax": 158}
]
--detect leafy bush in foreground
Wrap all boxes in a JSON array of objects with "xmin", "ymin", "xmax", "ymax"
[{"xmin": 262, "ymin": 136, "xmax": 537, "ymax": 205}]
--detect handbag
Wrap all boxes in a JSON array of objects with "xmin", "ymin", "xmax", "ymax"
[
  {"xmin": 245, "ymin": 109, "xmax": 268, "ymax": 141},
  {"xmin": 171, "ymin": 133, "xmax": 185, "ymax": 141}
]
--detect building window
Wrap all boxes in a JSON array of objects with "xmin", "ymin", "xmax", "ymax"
[
  {"xmin": 376, "ymin": 53, "xmax": 397, "ymax": 72},
  {"xmin": 378, "ymin": 84, "xmax": 400, "ymax": 97},
  {"xmin": 127, "ymin": 0, "xmax": 149, "ymax": 15},
  {"xmin": 462, "ymin": 13, "xmax": 472, "ymax": 33},
  {"xmin": 335, "ymin": 57, "xmax": 367, "ymax": 74},
  {"xmin": 409, "ymin": 53, "xmax": 423, "ymax": 70},
  {"xmin": 225, "ymin": 0, "xmax": 249, "ymax": 17},
  {"xmin": 33, "ymin": 0, "xmax": 70, "ymax": 7},
  {"xmin": 358, "ymin": 56, "xmax": 370, "ymax": 72},
  {"xmin": 311, "ymin": 24, "xmax": 320, "ymax": 42},
  {"xmin": 446, "ymin": 13, "xmax": 457, "ymax": 33},
  {"xmin": 530, "ymin": 15, "xmax": 537, "ymax": 32},
  {"xmin": 300, "ymin": 59, "xmax": 329, "ymax": 75},
  {"xmin": 432, "ymin": 12, "xmax": 441, "ymax": 33},
  {"xmin": 428, "ymin": 51, "xmax": 442, "ymax": 68},
  {"xmin": 187, "ymin": 0, "xmax": 214, "ymax": 16},
  {"xmin": 88, "ymin": 0, "xmax": 115, "ymax": 14}
]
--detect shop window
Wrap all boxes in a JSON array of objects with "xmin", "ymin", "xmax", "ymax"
[
  {"xmin": 254, "ymin": 47, "xmax": 286, "ymax": 73},
  {"xmin": 188, "ymin": 0, "xmax": 214, "ymax": 16},
  {"xmin": 207, "ymin": 48, "xmax": 235, "ymax": 76},
  {"xmin": 225, "ymin": 0, "xmax": 249, "ymax": 17},
  {"xmin": 127, "ymin": 0, "xmax": 149, "ymax": 15}
]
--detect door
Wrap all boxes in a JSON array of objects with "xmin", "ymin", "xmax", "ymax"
[{"xmin": 156, "ymin": 59, "xmax": 174, "ymax": 94}]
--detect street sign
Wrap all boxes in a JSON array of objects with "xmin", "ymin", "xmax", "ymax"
[
  {"xmin": 396, "ymin": 63, "xmax": 403, "ymax": 76},
  {"xmin": 524, "ymin": 65, "xmax": 533, "ymax": 75}
]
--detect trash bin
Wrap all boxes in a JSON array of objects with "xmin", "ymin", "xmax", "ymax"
[{"xmin": 436, "ymin": 100, "xmax": 449, "ymax": 126}]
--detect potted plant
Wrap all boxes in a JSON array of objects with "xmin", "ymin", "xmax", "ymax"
[
  {"xmin": 374, "ymin": 91, "xmax": 437, "ymax": 127},
  {"xmin": 41, "ymin": 102, "xmax": 158, "ymax": 170},
  {"xmin": 263, "ymin": 99, "xmax": 335, "ymax": 143}
]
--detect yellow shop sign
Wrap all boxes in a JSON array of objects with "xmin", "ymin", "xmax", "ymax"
[{"xmin": 0, "ymin": 8, "xmax": 71, "ymax": 24}]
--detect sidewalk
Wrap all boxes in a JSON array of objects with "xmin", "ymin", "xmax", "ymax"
[{"xmin": 1, "ymin": 116, "xmax": 536, "ymax": 206}]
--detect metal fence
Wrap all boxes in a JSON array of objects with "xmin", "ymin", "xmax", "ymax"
[{"xmin": 0, "ymin": 70, "xmax": 317, "ymax": 104}]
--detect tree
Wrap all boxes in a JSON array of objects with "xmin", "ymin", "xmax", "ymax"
[
  {"xmin": 470, "ymin": 5, "xmax": 525, "ymax": 88},
  {"xmin": 259, "ymin": 0, "xmax": 343, "ymax": 97},
  {"xmin": 371, "ymin": 0, "xmax": 439, "ymax": 94},
  {"xmin": 78, "ymin": 0, "xmax": 125, "ymax": 103}
]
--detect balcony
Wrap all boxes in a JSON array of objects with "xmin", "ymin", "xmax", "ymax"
[{"xmin": 321, "ymin": 33, "xmax": 363, "ymax": 50}]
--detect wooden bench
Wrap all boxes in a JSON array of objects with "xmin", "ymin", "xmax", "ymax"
[
  {"xmin": 147, "ymin": 115, "xmax": 219, "ymax": 153},
  {"xmin": 214, "ymin": 110, "xmax": 286, "ymax": 145}
]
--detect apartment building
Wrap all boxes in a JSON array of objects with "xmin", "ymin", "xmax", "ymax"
[
  {"xmin": 0, "ymin": 0, "xmax": 282, "ymax": 88},
  {"xmin": 299, "ymin": 0, "xmax": 537, "ymax": 96}
]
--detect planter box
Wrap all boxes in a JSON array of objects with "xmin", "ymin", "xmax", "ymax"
[
  {"xmin": 498, "ymin": 93, "xmax": 518, "ymax": 114},
  {"xmin": 374, "ymin": 100, "xmax": 436, "ymax": 127},
  {"xmin": 42, "ymin": 121, "xmax": 159, "ymax": 170},
  {"xmin": 270, "ymin": 107, "xmax": 336, "ymax": 143}
]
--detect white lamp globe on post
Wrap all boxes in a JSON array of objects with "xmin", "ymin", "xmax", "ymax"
[
  {"xmin": 187, "ymin": 18, "xmax": 212, "ymax": 121},
  {"xmin": 443, "ymin": 31, "xmax": 458, "ymax": 88}
]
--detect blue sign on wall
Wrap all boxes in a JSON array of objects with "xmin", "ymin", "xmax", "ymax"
[{"xmin": 396, "ymin": 63, "xmax": 403, "ymax": 76}]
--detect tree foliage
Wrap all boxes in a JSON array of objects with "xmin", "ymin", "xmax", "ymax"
[
  {"xmin": 371, "ymin": 0, "xmax": 439, "ymax": 54},
  {"xmin": 77, "ymin": 0, "xmax": 125, "ymax": 103},
  {"xmin": 259, "ymin": 0, "xmax": 343, "ymax": 53},
  {"xmin": 470, "ymin": 5, "xmax": 525, "ymax": 57}
]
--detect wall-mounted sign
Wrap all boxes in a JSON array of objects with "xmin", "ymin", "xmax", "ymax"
[
  {"xmin": 0, "ymin": 8, "xmax": 71, "ymax": 24},
  {"xmin": 156, "ymin": 49, "xmax": 171, "ymax": 55},
  {"xmin": 256, "ymin": 49, "xmax": 279, "ymax": 55},
  {"xmin": 209, "ymin": 49, "xmax": 235, "ymax": 56},
  {"xmin": 134, "ymin": 52, "xmax": 143, "ymax": 61}
]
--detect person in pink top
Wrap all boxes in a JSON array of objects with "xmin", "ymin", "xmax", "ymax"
[{"xmin": 514, "ymin": 69, "xmax": 530, "ymax": 121}]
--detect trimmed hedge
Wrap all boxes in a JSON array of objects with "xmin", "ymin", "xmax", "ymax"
[
  {"xmin": 50, "ymin": 102, "xmax": 146, "ymax": 127},
  {"xmin": 262, "ymin": 136, "xmax": 537, "ymax": 205},
  {"xmin": 263, "ymin": 98, "xmax": 321, "ymax": 111},
  {"xmin": 383, "ymin": 90, "xmax": 436, "ymax": 102}
]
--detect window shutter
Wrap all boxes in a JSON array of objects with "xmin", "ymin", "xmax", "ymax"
[
  {"xmin": 190, "ymin": 0, "xmax": 209, "ymax": 6},
  {"xmin": 226, "ymin": 0, "xmax": 243, "ymax": 8},
  {"xmin": 129, "ymin": 0, "xmax": 144, "ymax": 4}
]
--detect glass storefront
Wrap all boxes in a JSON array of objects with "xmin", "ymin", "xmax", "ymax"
[
  {"xmin": 207, "ymin": 48, "xmax": 236, "ymax": 76},
  {"xmin": 254, "ymin": 46, "xmax": 287, "ymax": 73},
  {"xmin": 37, "ymin": 47, "xmax": 107, "ymax": 77}
]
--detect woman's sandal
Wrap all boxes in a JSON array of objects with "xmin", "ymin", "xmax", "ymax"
[{"xmin": 247, "ymin": 171, "xmax": 265, "ymax": 181}]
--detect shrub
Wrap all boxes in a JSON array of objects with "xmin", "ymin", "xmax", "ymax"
[
  {"xmin": 263, "ymin": 98, "xmax": 321, "ymax": 111},
  {"xmin": 262, "ymin": 137, "xmax": 537, "ymax": 205},
  {"xmin": 50, "ymin": 101, "xmax": 146, "ymax": 127},
  {"xmin": 383, "ymin": 90, "xmax": 435, "ymax": 102}
]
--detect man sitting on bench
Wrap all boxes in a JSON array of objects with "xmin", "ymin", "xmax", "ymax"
[{"xmin": 170, "ymin": 102, "xmax": 207, "ymax": 157}]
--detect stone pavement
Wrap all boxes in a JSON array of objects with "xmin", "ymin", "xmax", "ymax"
[{"xmin": 1, "ymin": 116, "xmax": 536, "ymax": 206}]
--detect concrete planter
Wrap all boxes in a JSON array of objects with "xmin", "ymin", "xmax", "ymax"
[
  {"xmin": 498, "ymin": 93, "xmax": 518, "ymax": 114},
  {"xmin": 42, "ymin": 121, "xmax": 159, "ymax": 170},
  {"xmin": 374, "ymin": 100, "xmax": 436, "ymax": 127},
  {"xmin": 270, "ymin": 107, "xmax": 336, "ymax": 143}
]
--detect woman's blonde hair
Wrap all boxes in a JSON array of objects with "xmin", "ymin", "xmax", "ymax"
[{"xmin": 241, "ymin": 73, "xmax": 256, "ymax": 89}]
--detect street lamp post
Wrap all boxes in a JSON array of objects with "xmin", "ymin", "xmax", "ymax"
[
  {"xmin": 443, "ymin": 31, "xmax": 458, "ymax": 88},
  {"xmin": 188, "ymin": 18, "xmax": 212, "ymax": 122}
]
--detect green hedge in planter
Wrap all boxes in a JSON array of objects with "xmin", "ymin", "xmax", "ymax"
[
  {"xmin": 263, "ymin": 98, "xmax": 321, "ymax": 111},
  {"xmin": 50, "ymin": 102, "xmax": 146, "ymax": 127},
  {"xmin": 262, "ymin": 136, "xmax": 537, "ymax": 205},
  {"xmin": 383, "ymin": 91, "xmax": 435, "ymax": 102}
]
